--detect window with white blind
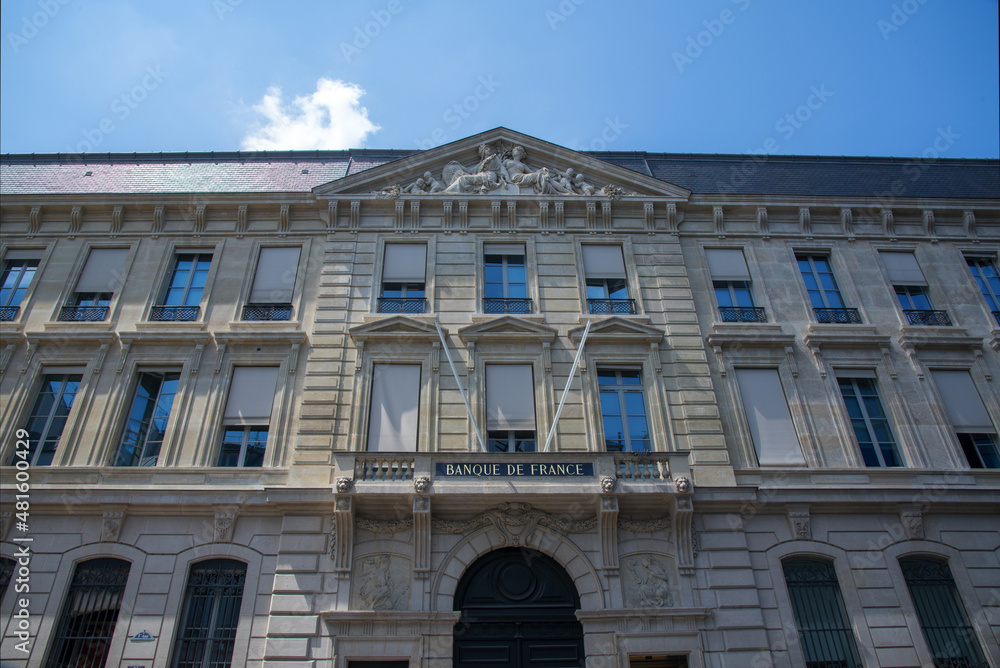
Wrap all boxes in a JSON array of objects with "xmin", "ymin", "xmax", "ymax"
[
  {"xmin": 486, "ymin": 364, "xmax": 536, "ymax": 452},
  {"xmin": 583, "ymin": 245, "xmax": 635, "ymax": 314},
  {"xmin": 218, "ymin": 367, "xmax": 279, "ymax": 467},
  {"xmin": 379, "ymin": 244, "xmax": 427, "ymax": 313},
  {"xmin": 484, "ymin": 244, "xmax": 530, "ymax": 314},
  {"xmin": 881, "ymin": 251, "xmax": 950, "ymax": 325},
  {"xmin": 707, "ymin": 249, "xmax": 762, "ymax": 322},
  {"xmin": 735, "ymin": 368, "xmax": 806, "ymax": 466},
  {"xmin": 931, "ymin": 369, "xmax": 1000, "ymax": 469},
  {"xmin": 367, "ymin": 364, "xmax": 421, "ymax": 452},
  {"xmin": 59, "ymin": 248, "xmax": 128, "ymax": 321},
  {"xmin": 244, "ymin": 247, "xmax": 300, "ymax": 320}
]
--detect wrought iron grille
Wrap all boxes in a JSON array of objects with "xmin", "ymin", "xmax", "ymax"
[
  {"xmin": 587, "ymin": 298, "xmax": 636, "ymax": 315},
  {"xmin": 58, "ymin": 305, "xmax": 109, "ymax": 322},
  {"xmin": 0, "ymin": 556, "xmax": 13, "ymax": 602},
  {"xmin": 173, "ymin": 559, "xmax": 247, "ymax": 668},
  {"xmin": 0, "ymin": 306, "xmax": 19, "ymax": 321},
  {"xmin": 993, "ymin": 311, "xmax": 1000, "ymax": 327},
  {"xmin": 377, "ymin": 297, "xmax": 427, "ymax": 313},
  {"xmin": 814, "ymin": 308, "xmax": 862, "ymax": 324},
  {"xmin": 483, "ymin": 297, "xmax": 532, "ymax": 314},
  {"xmin": 241, "ymin": 302, "xmax": 292, "ymax": 321},
  {"xmin": 150, "ymin": 305, "xmax": 200, "ymax": 321},
  {"xmin": 782, "ymin": 559, "xmax": 863, "ymax": 668},
  {"xmin": 904, "ymin": 310, "xmax": 952, "ymax": 326},
  {"xmin": 719, "ymin": 306, "xmax": 766, "ymax": 323},
  {"xmin": 48, "ymin": 557, "xmax": 131, "ymax": 668}
]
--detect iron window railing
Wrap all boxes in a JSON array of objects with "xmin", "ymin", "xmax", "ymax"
[
  {"xmin": 814, "ymin": 307, "xmax": 862, "ymax": 324},
  {"xmin": 719, "ymin": 306, "xmax": 766, "ymax": 323},
  {"xmin": 58, "ymin": 305, "xmax": 109, "ymax": 321},
  {"xmin": 0, "ymin": 306, "xmax": 19, "ymax": 321},
  {"xmin": 782, "ymin": 559, "xmax": 863, "ymax": 668},
  {"xmin": 587, "ymin": 298, "xmax": 636, "ymax": 315},
  {"xmin": 242, "ymin": 302, "xmax": 292, "ymax": 321},
  {"xmin": 48, "ymin": 558, "xmax": 131, "ymax": 668},
  {"xmin": 904, "ymin": 309, "xmax": 952, "ymax": 326},
  {"xmin": 483, "ymin": 297, "xmax": 532, "ymax": 314},
  {"xmin": 173, "ymin": 559, "xmax": 247, "ymax": 668},
  {"xmin": 149, "ymin": 305, "xmax": 200, "ymax": 321},
  {"xmin": 377, "ymin": 297, "xmax": 427, "ymax": 314}
]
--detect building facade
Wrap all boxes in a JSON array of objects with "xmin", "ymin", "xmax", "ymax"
[{"xmin": 1, "ymin": 128, "xmax": 999, "ymax": 668}]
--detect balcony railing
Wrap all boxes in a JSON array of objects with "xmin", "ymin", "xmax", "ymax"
[
  {"xmin": 814, "ymin": 307, "xmax": 862, "ymax": 324},
  {"xmin": 588, "ymin": 298, "xmax": 636, "ymax": 315},
  {"xmin": 904, "ymin": 309, "xmax": 952, "ymax": 326},
  {"xmin": 150, "ymin": 305, "xmax": 200, "ymax": 322},
  {"xmin": 377, "ymin": 297, "xmax": 427, "ymax": 314},
  {"xmin": 0, "ymin": 306, "xmax": 20, "ymax": 321},
  {"xmin": 242, "ymin": 302, "xmax": 292, "ymax": 321},
  {"xmin": 58, "ymin": 305, "xmax": 109, "ymax": 322},
  {"xmin": 719, "ymin": 306, "xmax": 767, "ymax": 323},
  {"xmin": 483, "ymin": 297, "xmax": 532, "ymax": 314}
]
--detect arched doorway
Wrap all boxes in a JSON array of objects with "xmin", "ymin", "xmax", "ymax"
[{"xmin": 453, "ymin": 548, "xmax": 585, "ymax": 667}]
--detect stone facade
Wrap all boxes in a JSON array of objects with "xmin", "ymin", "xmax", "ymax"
[{"xmin": 1, "ymin": 128, "xmax": 999, "ymax": 667}]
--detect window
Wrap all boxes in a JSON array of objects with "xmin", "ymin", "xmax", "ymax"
[
  {"xmin": 931, "ymin": 370, "xmax": 1000, "ymax": 469},
  {"xmin": 881, "ymin": 251, "xmax": 951, "ymax": 326},
  {"xmin": 706, "ymin": 249, "xmax": 763, "ymax": 322},
  {"xmin": 379, "ymin": 244, "xmax": 426, "ymax": 313},
  {"xmin": 598, "ymin": 368, "xmax": 650, "ymax": 452},
  {"xmin": 243, "ymin": 247, "xmax": 300, "ymax": 320},
  {"xmin": 0, "ymin": 252, "xmax": 39, "ymax": 320},
  {"xmin": 14, "ymin": 373, "xmax": 83, "ymax": 466},
  {"xmin": 838, "ymin": 375, "xmax": 902, "ymax": 467},
  {"xmin": 900, "ymin": 558, "xmax": 988, "ymax": 668},
  {"xmin": 486, "ymin": 365, "xmax": 536, "ymax": 452},
  {"xmin": 218, "ymin": 367, "xmax": 278, "ymax": 467},
  {"xmin": 966, "ymin": 256, "xmax": 1000, "ymax": 325},
  {"xmin": 484, "ymin": 244, "xmax": 530, "ymax": 313},
  {"xmin": 152, "ymin": 253, "xmax": 211, "ymax": 321},
  {"xmin": 734, "ymin": 368, "xmax": 806, "ymax": 466},
  {"xmin": 583, "ymin": 245, "xmax": 635, "ymax": 314},
  {"xmin": 796, "ymin": 253, "xmax": 860, "ymax": 323},
  {"xmin": 367, "ymin": 364, "xmax": 421, "ymax": 451},
  {"xmin": 59, "ymin": 248, "xmax": 128, "ymax": 321},
  {"xmin": 47, "ymin": 557, "xmax": 131, "ymax": 668},
  {"xmin": 172, "ymin": 559, "xmax": 247, "ymax": 668},
  {"xmin": 115, "ymin": 371, "xmax": 180, "ymax": 467},
  {"xmin": 782, "ymin": 559, "xmax": 863, "ymax": 668}
]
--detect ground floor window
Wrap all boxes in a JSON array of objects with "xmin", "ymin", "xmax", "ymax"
[{"xmin": 172, "ymin": 559, "xmax": 247, "ymax": 668}]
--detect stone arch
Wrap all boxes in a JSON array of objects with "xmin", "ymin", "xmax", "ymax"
[{"xmin": 431, "ymin": 525, "xmax": 604, "ymax": 612}]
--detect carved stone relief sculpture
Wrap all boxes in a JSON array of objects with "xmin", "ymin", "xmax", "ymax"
[
  {"xmin": 622, "ymin": 554, "xmax": 674, "ymax": 608},
  {"xmin": 350, "ymin": 554, "xmax": 411, "ymax": 611}
]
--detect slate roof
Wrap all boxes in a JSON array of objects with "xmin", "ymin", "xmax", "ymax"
[{"xmin": 1, "ymin": 149, "xmax": 997, "ymax": 199}]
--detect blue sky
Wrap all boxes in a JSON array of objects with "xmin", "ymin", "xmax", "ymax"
[{"xmin": 1, "ymin": 0, "xmax": 997, "ymax": 158}]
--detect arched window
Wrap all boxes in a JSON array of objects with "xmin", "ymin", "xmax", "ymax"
[
  {"xmin": 172, "ymin": 558, "xmax": 247, "ymax": 668},
  {"xmin": 46, "ymin": 557, "xmax": 131, "ymax": 668},
  {"xmin": 781, "ymin": 558, "xmax": 862, "ymax": 668},
  {"xmin": 899, "ymin": 557, "xmax": 988, "ymax": 668}
]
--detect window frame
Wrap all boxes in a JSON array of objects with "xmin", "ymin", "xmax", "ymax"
[
  {"xmin": 372, "ymin": 238, "xmax": 434, "ymax": 315},
  {"xmin": 54, "ymin": 244, "xmax": 136, "ymax": 323},
  {"xmin": 796, "ymin": 252, "xmax": 848, "ymax": 310},
  {"xmin": 215, "ymin": 366, "xmax": 280, "ymax": 468},
  {"xmin": 781, "ymin": 557, "xmax": 864, "ymax": 668},
  {"xmin": 0, "ymin": 257, "xmax": 39, "ymax": 311},
  {"xmin": 837, "ymin": 376, "xmax": 903, "ymax": 468},
  {"xmin": 596, "ymin": 367, "xmax": 651, "ymax": 453},
  {"xmin": 365, "ymin": 363, "xmax": 422, "ymax": 453},
  {"xmin": 576, "ymin": 239, "xmax": 643, "ymax": 316},
  {"xmin": 236, "ymin": 240, "xmax": 309, "ymax": 323},
  {"xmin": 114, "ymin": 369, "xmax": 182, "ymax": 467},
  {"xmin": 732, "ymin": 366, "xmax": 808, "ymax": 467},
  {"xmin": 0, "ymin": 245, "xmax": 50, "ymax": 326},
  {"xmin": 15, "ymin": 372, "xmax": 85, "ymax": 467},
  {"xmin": 965, "ymin": 254, "xmax": 1000, "ymax": 322},
  {"xmin": 170, "ymin": 558, "xmax": 248, "ymax": 668},
  {"xmin": 484, "ymin": 363, "xmax": 538, "ymax": 453}
]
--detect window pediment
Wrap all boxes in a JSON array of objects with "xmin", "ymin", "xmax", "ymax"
[
  {"xmin": 569, "ymin": 317, "xmax": 663, "ymax": 344},
  {"xmin": 349, "ymin": 315, "xmax": 440, "ymax": 343},
  {"xmin": 458, "ymin": 316, "xmax": 557, "ymax": 344}
]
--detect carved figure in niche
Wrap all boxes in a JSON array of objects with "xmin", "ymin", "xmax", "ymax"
[
  {"xmin": 443, "ymin": 143, "xmax": 504, "ymax": 193},
  {"xmin": 626, "ymin": 555, "xmax": 673, "ymax": 608},
  {"xmin": 358, "ymin": 554, "xmax": 396, "ymax": 610}
]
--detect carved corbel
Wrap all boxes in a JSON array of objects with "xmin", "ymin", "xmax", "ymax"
[
  {"xmin": 441, "ymin": 200, "xmax": 453, "ymax": 233},
  {"xmin": 902, "ymin": 343, "xmax": 924, "ymax": 380},
  {"xmin": 101, "ymin": 508, "xmax": 126, "ymax": 542},
  {"xmin": 214, "ymin": 508, "xmax": 237, "ymax": 543},
  {"xmin": 466, "ymin": 341, "xmax": 476, "ymax": 373},
  {"xmin": 116, "ymin": 342, "xmax": 131, "ymax": 374},
  {"xmin": 599, "ymin": 496, "xmax": 619, "ymax": 571},
  {"xmin": 964, "ymin": 210, "xmax": 977, "ymax": 242},
  {"xmin": 110, "ymin": 206, "xmax": 123, "ymax": 237},
  {"xmin": 431, "ymin": 341, "xmax": 440, "ymax": 373},
  {"xmin": 28, "ymin": 206, "xmax": 41, "ymax": 236},
  {"xmin": 69, "ymin": 206, "xmax": 82, "ymax": 238},
  {"xmin": 643, "ymin": 202, "xmax": 655, "ymax": 234},
  {"xmin": 809, "ymin": 344, "xmax": 825, "ymax": 378},
  {"xmin": 190, "ymin": 343, "xmax": 204, "ymax": 375},
  {"xmin": 236, "ymin": 204, "xmax": 247, "ymax": 237},
  {"xmin": 601, "ymin": 201, "xmax": 612, "ymax": 233},
  {"xmin": 331, "ymin": 496, "xmax": 354, "ymax": 572},
  {"xmin": 841, "ymin": 207, "xmax": 854, "ymax": 241},
  {"xmin": 787, "ymin": 504, "xmax": 811, "ymax": 540},
  {"xmin": 20, "ymin": 341, "xmax": 37, "ymax": 374},
  {"xmin": 757, "ymin": 206, "xmax": 769, "ymax": 239},
  {"xmin": 649, "ymin": 342, "xmax": 662, "ymax": 374},
  {"xmin": 277, "ymin": 204, "xmax": 289, "ymax": 236},
  {"xmin": 975, "ymin": 349, "xmax": 992, "ymax": 382},
  {"xmin": 554, "ymin": 201, "xmax": 565, "ymax": 233},
  {"xmin": 881, "ymin": 208, "xmax": 895, "ymax": 240},
  {"xmin": 327, "ymin": 201, "xmax": 338, "ymax": 232},
  {"xmin": 539, "ymin": 201, "xmax": 549, "ymax": 234},
  {"xmin": 91, "ymin": 342, "xmax": 110, "ymax": 375},
  {"xmin": 712, "ymin": 344, "xmax": 727, "ymax": 377},
  {"xmin": 880, "ymin": 344, "xmax": 898, "ymax": 380},
  {"xmin": 354, "ymin": 341, "xmax": 365, "ymax": 371},
  {"xmin": 785, "ymin": 344, "xmax": 800, "ymax": 379},
  {"xmin": 0, "ymin": 344, "xmax": 16, "ymax": 374},
  {"xmin": 673, "ymin": 495, "xmax": 695, "ymax": 576},
  {"xmin": 410, "ymin": 200, "xmax": 421, "ymax": 232},
  {"xmin": 213, "ymin": 343, "xmax": 227, "ymax": 374},
  {"xmin": 713, "ymin": 205, "xmax": 724, "ymax": 238},
  {"xmin": 193, "ymin": 205, "xmax": 205, "ymax": 237},
  {"xmin": 665, "ymin": 202, "xmax": 678, "ymax": 235},
  {"xmin": 350, "ymin": 200, "xmax": 361, "ymax": 233},
  {"xmin": 899, "ymin": 507, "xmax": 924, "ymax": 539},
  {"xmin": 491, "ymin": 200, "xmax": 501, "ymax": 232},
  {"xmin": 414, "ymin": 497, "xmax": 431, "ymax": 574},
  {"xmin": 507, "ymin": 200, "xmax": 516, "ymax": 231},
  {"xmin": 542, "ymin": 342, "xmax": 551, "ymax": 372},
  {"xmin": 922, "ymin": 209, "xmax": 936, "ymax": 243},
  {"xmin": 800, "ymin": 207, "xmax": 812, "ymax": 238},
  {"xmin": 288, "ymin": 343, "xmax": 300, "ymax": 374},
  {"xmin": 458, "ymin": 200, "xmax": 468, "ymax": 234},
  {"xmin": 394, "ymin": 200, "xmax": 405, "ymax": 232},
  {"xmin": 586, "ymin": 201, "xmax": 597, "ymax": 233},
  {"xmin": 152, "ymin": 205, "xmax": 163, "ymax": 237}
]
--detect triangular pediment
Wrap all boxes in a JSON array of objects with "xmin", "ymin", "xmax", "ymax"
[
  {"xmin": 349, "ymin": 316, "xmax": 440, "ymax": 342},
  {"xmin": 313, "ymin": 127, "xmax": 691, "ymax": 200},
  {"xmin": 458, "ymin": 316, "xmax": 557, "ymax": 343},
  {"xmin": 569, "ymin": 317, "xmax": 664, "ymax": 344}
]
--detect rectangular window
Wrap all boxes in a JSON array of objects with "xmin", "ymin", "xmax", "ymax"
[
  {"xmin": 734, "ymin": 368, "xmax": 806, "ymax": 466},
  {"xmin": 486, "ymin": 364, "xmax": 536, "ymax": 452},
  {"xmin": 583, "ymin": 245, "xmax": 635, "ymax": 314},
  {"xmin": 15, "ymin": 373, "xmax": 83, "ymax": 466},
  {"xmin": 598, "ymin": 368, "xmax": 651, "ymax": 452},
  {"xmin": 152, "ymin": 253, "xmax": 211, "ymax": 321},
  {"xmin": 900, "ymin": 558, "xmax": 989, "ymax": 668},
  {"xmin": 173, "ymin": 559, "xmax": 247, "ymax": 668},
  {"xmin": 931, "ymin": 369, "xmax": 999, "ymax": 468},
  {"xmin": 881, "ymin": 251, "xmax": 951, "ymax": 326},
  {"xmin": 218, "ymin": 367, "xmax": 278, "ymax": 467},
  {"xmin": 484, "ymin": 244, "xmax": 530, "ymax": 314},
  {"xmin": 966, "ymin": 256, "xmax": 1000, "ymax": 325},
  {"xmin": 837, "ymin": 375, "xmax": 902, "ymax": 467},
  {"xmin": 0, "ymin": 251, "xmax": 40, "ymax": 320},
  {"xmin": 60, "ymin": 248, "xmax": 128, "ymax": 321},
  {"xmin": 706, "ymin": 249, "xmax": 763, "ymax": 322},
  {"xmin": 48, "ymin": 558, "xmax": 131, "ymax": 668},
  {"xmin": 115, "ymin": 371, "xmax": 180, "ymax": 467},
  {"xmin": 243, "ymin": 247, "xmax": 300, "ymax": 320},
  {"xmin": 367, "ymin": 364, "xmax": 421, "ymax": 452},
  {"xmin": 379, "ymin": 244, "xmax": 426, "ymax": 313},
  {"xmin": 782, "ymin": 559, "xmax": 863, "ymax": 668},
  {"xmin": 796, "ymin": 253, "xmax": 861, "ymax": 323}
]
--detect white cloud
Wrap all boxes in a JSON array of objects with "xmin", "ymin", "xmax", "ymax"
[{"xmin": 241, "ymin": 78, "xmax": 380, "ymax": 150}]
